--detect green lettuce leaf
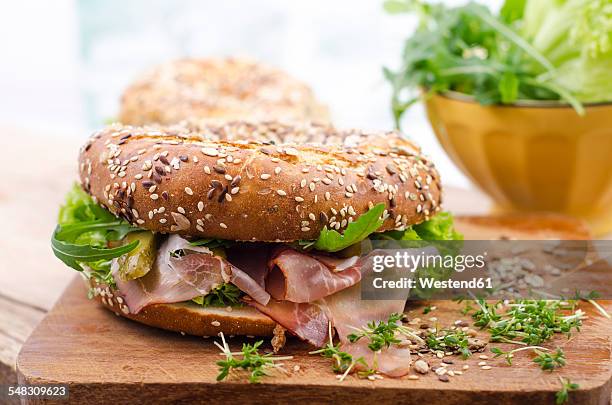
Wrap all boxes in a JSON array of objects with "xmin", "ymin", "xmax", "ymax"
[
  {"xmin": 412, "ymin": 212, "xmax": 463, "ymax": 241},
  {"xmin": 51, "ymin": 183, "xmax": 141, "ymax": 282},
  {"xmin": 310, "ymin": 203, "xmax": 386, "ymax": 252},
  {"xmin": 378, "ymin": 212, "xmax": 463, "ymax": 242}
]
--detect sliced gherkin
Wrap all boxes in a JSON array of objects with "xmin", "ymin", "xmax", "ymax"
[{"xmin": 116, "ymin": 231, "xmax": 157, "ymax": 281}]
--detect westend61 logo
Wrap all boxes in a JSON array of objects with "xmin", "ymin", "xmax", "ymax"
[{"xmin": 371, "ymin": 251, "xmax": 487, "ymax": 273}]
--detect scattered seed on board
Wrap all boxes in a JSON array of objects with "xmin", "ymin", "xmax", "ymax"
[{"xmin": 414, "ymin": 360, "xmax": 429, "ymax": 374}]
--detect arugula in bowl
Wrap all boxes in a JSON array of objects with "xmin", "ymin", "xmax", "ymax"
[{"xmin": 385, "ymin": 0, "xmax": 612, "ymax": 126}]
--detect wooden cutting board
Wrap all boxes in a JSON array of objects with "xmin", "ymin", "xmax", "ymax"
[{"xmin": 16, "ymin": 215, "xmax": 612, "ymax": 405}]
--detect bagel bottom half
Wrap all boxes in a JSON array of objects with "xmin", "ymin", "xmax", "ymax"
[{"xmin": 89, "ymin": 279, "xmax": 276, "ymax": 337}]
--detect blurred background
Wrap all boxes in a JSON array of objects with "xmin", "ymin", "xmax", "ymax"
[{"xmin": 0, "ymin": 0, "xmax": 504, "ymax": 188}]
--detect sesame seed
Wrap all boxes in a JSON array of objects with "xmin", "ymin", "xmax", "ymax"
[
  {"xmin": 225, "ymin": 193, "xmax": 232, "ymax": 202},
  {"xmin": 177, "ymin": 207, "xmax": 185, "ymax": 214},
  {"xmin": 277, "ymin": 190, "xmax": 287, "ymax": 196},
  {"xmin": 274, "ymin": 167, "xmax": 282, "ymax": 175},
  {"xmin": 159, "ymin": 218, "xmax": 167, "ymax": 224},
  {"xmin": 220, "ymin": 223, "xmax": 227, "ymax": 229},
  {"xmin": 260, "ymin": 173, "xmax": 271, "ymax": 180},
  {"xmin": 211, "ymin": 320, "xmax": 221, "ymax": 327},
  {"xmin": 202, "ymin": 147, "xmax": 218, "ymax": 157},
  {"xmin": 481, "ymin": 366, "xmax": 492, "ymax": 370},
  {"xmin": 309, "ymin": 183, "xmax": 315, "ymax": 192},
  {"xmin": 295, "ymin": 196, "xmax": 304, "ymax": 202},
  {"xmin": 150, "ymin": 194, "xmax": 159, "ymax": 200},
  {"xmin": 198, "ymin": 201, "xmax": 204, "ymax": 211},
  {"xmin": 231, "ymin": 187, "xmax": 240, "ymax": 194},
  {"xmin": 185, "ymin": 187, "xmax": 193, "ymax": 195},
  {"xmin": 204, "ymin": 166, "xmax": 211, "ymax": 174},
  {"xmin": 308, "ymin": 213, "xmax": 316, "ymax": 221}
]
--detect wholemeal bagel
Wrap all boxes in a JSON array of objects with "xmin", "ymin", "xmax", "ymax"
[
  {"xmin": 79, "ymin": 121, "xmax": 443, "ymax": 242},
  {"xmin": 119, "ymin": 58, "xmax": 329, "ymax": 125}
]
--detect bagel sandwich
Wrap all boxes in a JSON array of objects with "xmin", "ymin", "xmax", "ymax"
[
  {"xmin": 51, "ymin": 121, "xmax": 461, "ymax": 374},
  {"xmin": 119, "ymin": 58, "xmax": 329, "ymax": 125}
]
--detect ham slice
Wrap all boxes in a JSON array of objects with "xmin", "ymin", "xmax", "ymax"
[
  {"xmin": 266, "ymin": 248, "xmax": 361, "ymax": 303},
  {"xmin": 250, "ymin": 251, "xmax": 413, "ymax": 376},
  {"xmin": 322, "ymin": 252, "xmax": 413, "ymax": 376},
  {"xmin": 323, "ymin": 286, "xmax": 412, "ymax": 377},
  {"xmin": 247, "ymin": 298, "xmax": 329, "ymax": 347},
  {"xmin": 114, "ymin": 235, "xmax": 270, "ymax": 313}
]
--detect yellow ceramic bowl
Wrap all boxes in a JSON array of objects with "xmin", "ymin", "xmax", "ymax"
[{"xmin": 425, "ymin": 92, "xmax": 612, "ymax": 235}]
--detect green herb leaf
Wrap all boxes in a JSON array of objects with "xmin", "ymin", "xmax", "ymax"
[
  {"xmin": 215, "ymin": 333, "xmax": 291, "ymax": 383},
  {"xmin": 464, "ymin": 299, "xmax": 585, "ymax": 346},
  {"xmin": 426, "ymin": 329, "xmax": 472, "ymax": 359},
  {"xmin": 310, "ymin": 203, "xmax": 386, "ymax": 252},
  {"xmin": 556, "ymin": 377, "xmax": 579, "ymax": 404},
  {"xmin": 192, "ymin": 283, "xmax": 244, "ymax": 307},
  {"xmin": 346, "ymin": 313, "xmax": 424, "ymax": 353},
  {"xmin": 499, "ymin": 72, "xmax": 519, "ymax": 103},
  {"xmin": 534, "ymin": 348, "xmax": 566, "ymax": 371},
  {"xmin": 500, "ymin": 0, "xmax": 526, "ymax": 24},
  {"xmin": 52, "ymin": 229, "xmax": 139, "ymax": 271},
  {"xmin": 348, "ymin": 313, "xmax": 404, "ymax": 351}
]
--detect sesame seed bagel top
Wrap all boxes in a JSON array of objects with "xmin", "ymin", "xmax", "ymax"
[
  {"xmin": 119, "ymin": 58, "xmax": 329, "ymax": 125},
  {"xmin": 79, "ymin": 121, "xmax": 443, "ymax": 242}
]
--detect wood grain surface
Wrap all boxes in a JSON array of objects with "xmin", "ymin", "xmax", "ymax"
[
  {"xmin": 16, "ymin": 214, "xmax": 612, "ymax": 405},
  {"xmin": 0, "ymin": 128, "xmax": 77, "ymax": 385}
]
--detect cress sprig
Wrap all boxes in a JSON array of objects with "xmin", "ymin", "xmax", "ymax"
[
  {"xmin": 309, "ymin": 322, "xmax": 377, "ymax": 381},
  {"xmin": 556, "ymin": 377, "xmax": 579, "ymax": 405},
  {"xmin": 347, "ymin": 313, "xmax": 424, "ymax": 352},
  {"xmin": 214, "ymin": 332, "xmax": 292, "ymax": 383},
  {"xmin": 465, "ymin": 299, "xmax": 585, "ymax": 346}
]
